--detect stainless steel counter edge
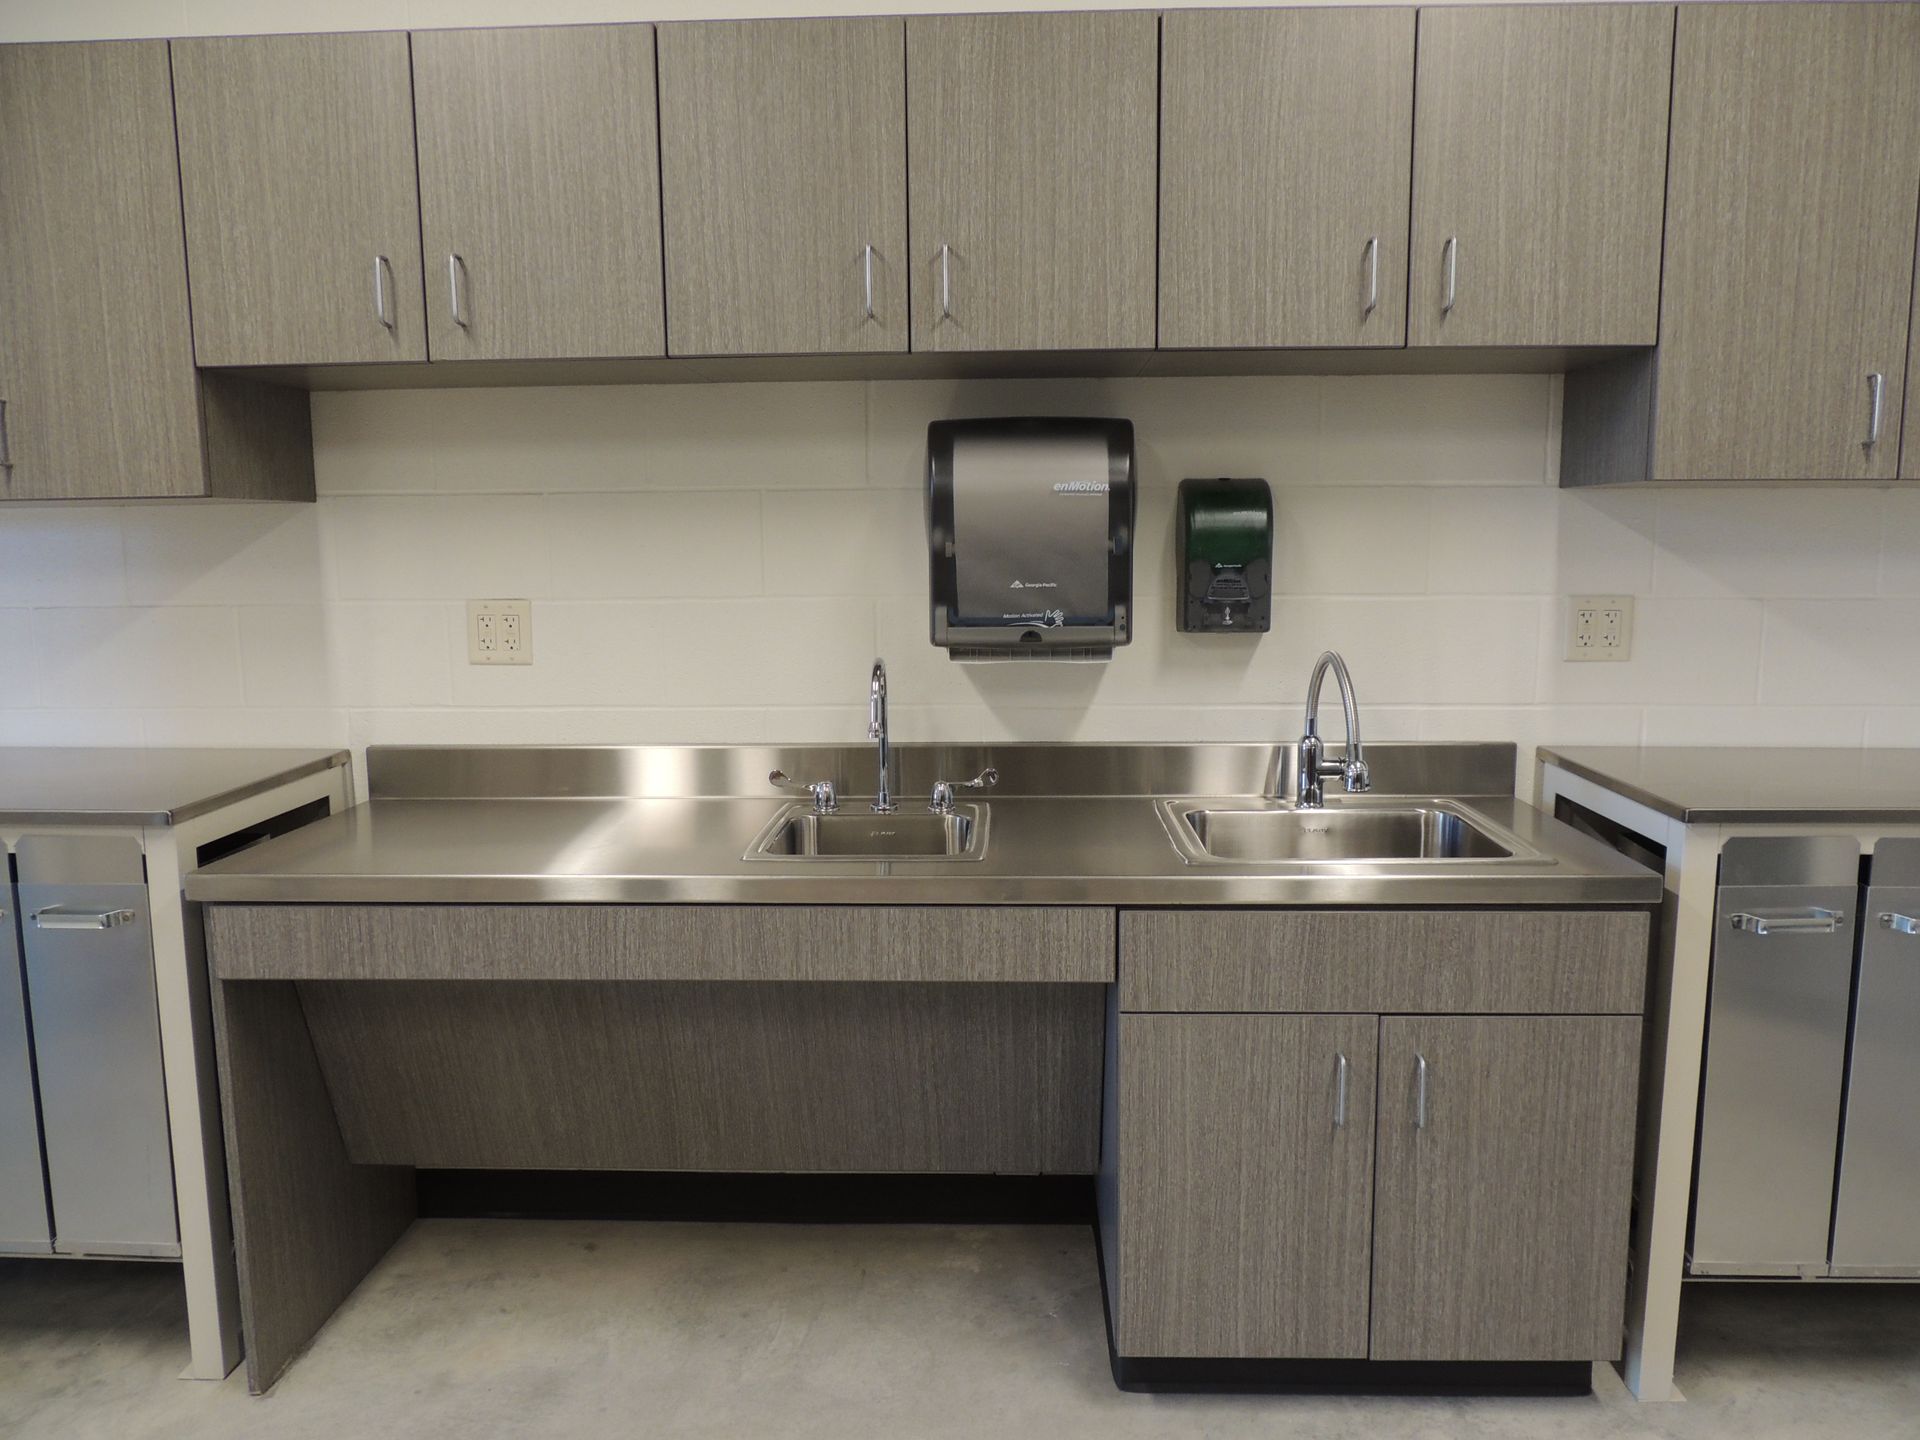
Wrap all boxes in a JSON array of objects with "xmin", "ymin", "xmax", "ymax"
[
  {"xmin": 0, "ymin": 748, "xmax": 351, "ymax": 828},
  {"xmin": 1538, "ymin": 745, "xmax": 1920, "ymax": 825}
]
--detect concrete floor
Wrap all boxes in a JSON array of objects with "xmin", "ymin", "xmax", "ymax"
[{"xmin": 2, "ymin": 1222, "xmax": 1915, "ymax": 1439}]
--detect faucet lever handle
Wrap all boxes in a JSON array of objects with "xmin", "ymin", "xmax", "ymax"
[
  {"xmin": 1342, "ymin": 756, "xmax": 1371, "ymax": 793},
  {"xmin": 929, "ymin": 767, "xmax": 998, "ymax": 814},
  {"xmin": 769, "ymin": 769, "xmax": 839, "ymax": 814}
]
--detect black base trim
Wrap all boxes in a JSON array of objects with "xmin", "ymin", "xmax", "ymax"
[
  {"xmin": 416, "ymin": 1169, "xmax": 1095, "ymax": 1225},
  {"xmin": 1109, "ymin": 1355, "xmax": 1591, "ymax": 1396}
]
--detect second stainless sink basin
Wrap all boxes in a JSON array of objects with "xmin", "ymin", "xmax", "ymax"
[
  {"xmin": 1160, "ymin": 799, "xmax": 1540, "ymax": 865},
  {"xmin": 746, "ymin": 804, "xmax": 988, "ymax": 861}
]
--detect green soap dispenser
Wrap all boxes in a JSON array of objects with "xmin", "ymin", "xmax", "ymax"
[{"xmin": 1176, "ymin": 477, "xmax": 1272, "ymax": 633}]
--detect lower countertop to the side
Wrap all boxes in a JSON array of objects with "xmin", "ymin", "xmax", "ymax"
[{"xmin": 1539, "ymin": 745, "xmax": 1920, "ymax": 825}]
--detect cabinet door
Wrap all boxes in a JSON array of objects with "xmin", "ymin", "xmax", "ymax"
[
  {"xmin": 659, "ymin": 18, "xmax": 906, "ymax": 357},
  {"xmin": 907, "ymin": 11, "xmax": 1157, "ymax": 352},
  {"xmin": 414, "ymin": 25, "xmax": 663, "ymax": 362},
  {"xmin": 1116, "ymin": 1014, "xmax": 1376, "ymax": 1358},
  {"xmin": 1654, "ymin": 3, "xmax": 1920, "ymax": 480},
  {"xmin": 1371, "ymin": 1015, "xmax": 1640, "ymax": 1361},
  {"xmin": 173, "ymin": 33, "xmax": 426, "ymax": 366},
  {"xmin": 0, "ymin": 41, "xmax": 205, "ymax": 500},
  {"xmin": 1408, "ymin": 5, "xmax": 1673, "ymax": 346},
  {"xmin": 1159, "ymin": 8, "xmax": 1413, "ymax": 349}
]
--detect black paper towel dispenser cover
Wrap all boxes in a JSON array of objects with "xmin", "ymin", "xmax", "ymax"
[{"xmin": 926, "ymin": 417, "xmax": 1135, "ymax": 660}]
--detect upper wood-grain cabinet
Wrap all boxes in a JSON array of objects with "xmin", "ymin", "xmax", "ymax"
[
  {"xmin": 413, "ymin": 25, "xmax": 665, "ymax": 362},
  {"xmin": 1158, "ymin": 8, "xmax": 1414, "ymax": 350},
  {"xmin": 172, "ymin": 33, "xmax": 427, "ymax": 367},
  {"xmin": 658, "ymin": 18, "xmax": 907, "ymax": 357},
  {"xmin": 1565, "ymin": 3, "xmax": 1920, "ymax": 483},
  {"xmin": 1408, "ymin": 5, "xmax": 1674, "ymax": 347},
  {"xmin": 1370, "ymin": 1015, "xmax": 1641, "ymax": 1361},
  {"xmin": 0, "ymin": 41, "xmax": 311, "ymax": 501},
  {"xmin": 906, "ymin": 11, "xmax": 1158, "ymax": 352}
]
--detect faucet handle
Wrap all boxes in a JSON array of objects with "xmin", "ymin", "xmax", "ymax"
[
  {"xmin": 929, "ymin": 767, "xmax": 998, "ymax": 815},
  {"xmin": 1342, "ymin": 756, "xmax": 1371, "ymax": 794},
  {"xmin": 770, "ymin": 769, "xmax": 838, "ymax": 815}
]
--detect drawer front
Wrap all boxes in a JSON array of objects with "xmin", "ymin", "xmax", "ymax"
[
  {"xmin": 1120, "ymin": 910, "xmax": 1648, "ymax": 1014},
  {"xmin": 208, "ymin": 904, "xmax": 1115, "ymax": 985}
]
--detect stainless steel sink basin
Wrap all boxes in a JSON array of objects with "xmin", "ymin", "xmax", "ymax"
[
  {"xmin": 746, "ymin": 803, "xmax": 988, "ymax": 861},
  {"xmin": 1159, "ymin": 799, "xmax": 1540, "ymax": 866}
]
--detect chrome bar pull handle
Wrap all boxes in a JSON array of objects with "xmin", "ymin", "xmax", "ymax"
[
  {"xmin": 1866, "ymin": 372, "xmax": 1885, "ymax": 448},
  {"xmin": 373, "ymin": 254, "xmax": 396, "ymax": 331},
  {"xmin": 1729, "ymin": 908, "xmax": 1843, "ymax": 936},
  {"xmin": 448, "ymin": 253, "xmax": 469, "ymax": 330},
  {"xmin": 1441, "ymin": 236, "xmax": 1458, "ymax": 315},
  {"xmin": 1362, "ymin": 235, "xmax": 1379, "ymax": 317},
  {"xmin": 34, "ymin": 907, "xmax": 137, "ymax": 931},
  {"xmin": 1880, "ymin": 912, "xmax": 1920, "ymax": 936},
  {"xmin": 1334, "ymin": 1051, "xmax": 1349, "ymax": 1129},
  {"xmin": 862, "ymin": 244, "xmax": 876, "ymax": 322},
  {"xmin": 1414, "ymin": 1052, "xmax": 1429, "ymax": 1129},
  {"xmin": 0, "ymin": 397, "xmax": 11, "ymax": 473},
  {"xmin": 938, "ymin": 243, "xmax": 953, "ymax": 321}
]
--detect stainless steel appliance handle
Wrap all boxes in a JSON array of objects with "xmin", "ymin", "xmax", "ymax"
[
  {"xmin": 1880, "ymin": 912, "xmax": 1920, "ymax": 935},
  {"xmin": 448, "ymin": 253, "xmax": 469, "ymax": 330},
  {"xmin": 862, "ymin": 244, "xmax": 876, "ymax": 321},
  {"xmin": 33, "ymin": 907, "xmax": 137, "ymax": 931},
  {"xmin": 1441, "ymin": 236, "xmax": 1458, "ymax": 315},
  {"xmin": 1728, "ymin": 908, "xmax": 1844, "ymax": 936},
  {"xmin": 1866, "ymin": 372, "xmax": 1885, "ymax": 447},
  {"xmin": 374, "ymin": 254, "xmax": 396, "ymax": 331},
  {"xmin": 1414, "ymin": 1052, "xmax": 1429, "ymax": 1129},
  {"xmin": 1363, "ymin": 235, "xmax": 1379, "ymax": 317},
  {"xmin": 938, "ymin": 244, "xmax": 953, "ymax": 320},
  {"xmin": 1334, "ymin": 1051, "xmax": 1349, "ymax": 1129}
]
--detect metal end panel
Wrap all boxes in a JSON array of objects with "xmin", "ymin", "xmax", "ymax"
[{"xmin": 1718, "ymin": 836, "xmax": 1860, "ymax": 888}]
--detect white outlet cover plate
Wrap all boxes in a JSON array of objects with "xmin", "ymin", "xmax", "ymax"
[
  {"xmin": 1566, "ymin": 594, "xmax": 1632, "ymax": 663},
  {"xmin": 468, "ymin": 598, "xmax": 533, "ymax": 665}
]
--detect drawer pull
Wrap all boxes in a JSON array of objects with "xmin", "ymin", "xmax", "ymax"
[
  {"xmin": 33, "ymin": 907, "xmax": 136, "ymax": 931},
  {"xmin": 373, "ymin": 254, "xmax": 395, "ymax": 331},
  {"xmin": 861, "ymin": 244, "xmax": 876, "ymax": 322},
  {"xmin": 1333, "ymin": 1051, "xmax": 1349, "ymax": 1129},
  {"xmin": 1866, "ymin": 371, "xmax": 1885, "ymax": 448},
  {"xmin": 448, "ymin": 253, "xmax": 470, "ymax": 330},
  {"xmin": 1441, "ymin": 236, "xmax": 1458, "ymax": 315},
  {"xmin": 1414, "ymin": 1052, "xmax": 1429, "ymax": 1130},
  {"xmin": 1728, "ymin": 908, "xmax": 1842, "ymax": 936},
  {"xmin": 1880, "ymin": 912, "xmax": 1920, "ymax": 936},
  {"xmin": 1362, "ymin": 235, "xmax": 1379, "ymax": 317}
]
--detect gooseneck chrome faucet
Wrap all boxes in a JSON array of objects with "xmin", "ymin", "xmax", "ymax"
[
  {"xmin": 868, "ymin": 658, "xmax": 895, "ymax": 814},
  {"xmin": 1297, "ymin": 650, "xmax": 1371, "ymax": 808}
]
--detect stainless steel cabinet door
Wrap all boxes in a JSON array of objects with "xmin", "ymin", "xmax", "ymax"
[
  {"xmin": 172, "ymin": 32, "xmax": 427, "ymax": 366},
  {"xmin": 17, "ymin": 837, "xmax": 177, "ymax": 1257},
  {"xmin": 0, "ymin": 882, "xmax": 51, "ymax": 1254},
  {"xmin": 659, "ymin": 17, "xmax": 908, "ymax": 357},
  {"xmin": 906, "ymin": 11, "xmax": 1158, "ymax": 352},
  {"xmin": 1691, "ymin": 837, "xmax": 1859, "ymax": 1275},
  {"xmin": 1832, "ymin": 841, "xmax": 1920, "ymax": 1274},
  {"xmin": 414, "ymin": 24, "xmax": 665, "ymax": 362}
]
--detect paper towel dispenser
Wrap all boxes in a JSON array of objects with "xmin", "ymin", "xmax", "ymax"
[{"xmin": 926, "ymin": 417, "xmax": 1135, "ymax": 661}]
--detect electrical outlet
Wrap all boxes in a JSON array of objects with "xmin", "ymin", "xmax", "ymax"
[
  {"xmin": 467, "ymin": 599, "xmax": 532, "ymax": 665},
  {"xmin": 1567, "ymin": 595, "xmax": 1633, "ymax": 662}
]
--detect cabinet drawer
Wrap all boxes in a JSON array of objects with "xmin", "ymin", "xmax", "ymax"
[
  {"xmin": 1120, "ymin": 910, "xmax": 1647, "ymax": 1014},
  {"xmin": 207, "ymin": 904, "xmax": 1114, "ymax": 984}
]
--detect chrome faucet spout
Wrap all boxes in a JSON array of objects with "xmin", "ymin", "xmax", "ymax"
[
  {"xmin": 1296, "ymin": 650, "xmax": 1371, "ymax": 807},
  {"xmin": 868, "ymin": 658, "xmax": 895, "ymax": 814}
]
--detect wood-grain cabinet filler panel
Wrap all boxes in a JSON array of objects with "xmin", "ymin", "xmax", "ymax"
[
  {"xmin": 0, "ymin": 41, "xmax": 201, "ymax": 499},
  {"xmin": 906, "ymin": 10, "xmax": 1159, "ymax": 352},
  {"xmin": 1408, "ymin": 4, "xmax": 1674, "ymax": 347},
  {"xmin": 658, "ymin": 17, "xmax": 908, "ymax": 357},
  {"xmin": 1902, "ymin": 202, "xmax": 1920, "ymax": 481},
  {"xmin": 1158, "ymin": 7, "xmax": 1414, "ymax": 350},
  {"xmin": 413, "ymin": 25, "xmax": 664, "ymax": 362},
  {"xmin": 172, "ymin": 32, "xmax": 427, "ymax": 367},
  {"xmin": 1652, "ymin": 2, "xmax": 1920, "ymax": 481}
]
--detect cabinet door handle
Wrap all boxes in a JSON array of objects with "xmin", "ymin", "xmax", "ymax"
[
  {"xmin": 373, "ymin": 254, "xmax": 396, "ymax": 331},
  {"xmin": 1441, "ymin": 237, "xmax": 1458, "ymax": 316},
  {"xmin": 448, "ymin": 253, "xmax": 470, "ymax": 330},
  {"xmin": 1866, "ymin": 372, "xmax": 1885, "ymax": 448},
  {"xmin": 1728, "ymin": 908, "xmax": 1843, "ymax": 936},
  {"xmin": 862, "ymin": 244, "xmax": 876, "ymax": 322},
  {"xmin": 33, "ymin": 907, "xmax": 137, "ymax": 931},
  {"xmin": 1880, "ymin": 912, "xmax": 1920, "ymax": 935},
  {"xmin": 1362, "ymin": 235, "xmax": 1379, "ymax": 317},
  {"xmin": 1414, "ymin": 1052, "xmax": 1429, "ymax": 1129},
  {"xmin": 1334, "ymin": 1051, "xmax": 1349, "ymax": 1129},
  {"xmin": 0, "ymin": 397, "xmax": 11, "ymax": 473},
  {"xmin": 938, "ymin": 243, "xmax": 953, "ymax": 321}
]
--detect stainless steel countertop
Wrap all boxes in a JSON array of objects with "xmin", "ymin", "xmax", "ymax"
[
  {"xmin": 187, "ymin": 743, "xmax": 1659, "ymax": 906},
  {"xmin": 1539, "ymin": 746, "xmax": 1920, "ymax": 825},
  {"xmin": 0, "ymin": 747, "xmax": 350, "ymax": 827}
]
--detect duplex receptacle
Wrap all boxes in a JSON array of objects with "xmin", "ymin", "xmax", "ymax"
[
  {"xmin": 467, "ymin": 599, "xmax": 533, "ymax": 665},
  {"xmin": 1566, "ymin": 595, "xmax": 1632, "ymax": 663}
]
